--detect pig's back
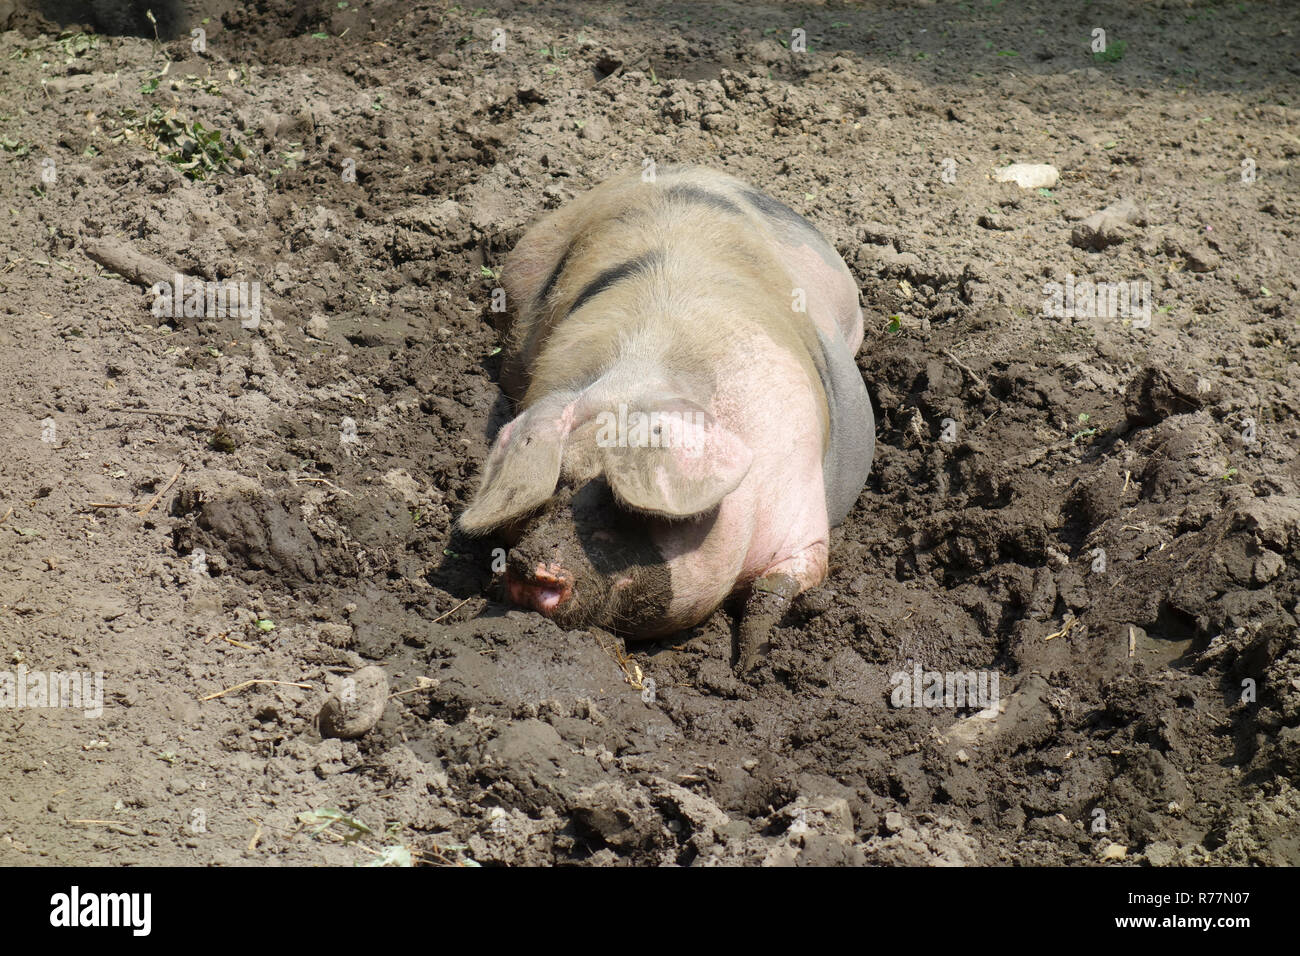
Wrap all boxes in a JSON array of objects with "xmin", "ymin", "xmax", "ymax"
[{"xmin": 500, "ymin": 166, "xmax": 873, "ymax": 526}]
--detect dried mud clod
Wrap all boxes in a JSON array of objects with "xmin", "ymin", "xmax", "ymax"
[
  {"xmin": 173, "ymin": 471, "xmax": 330, "ymax": 584},
  {"xmin": 1123, "ymin": 364, "xmax": 1205, "ymax": 428},
  {"xmin": 319, "ymin": 666, "xmax": 390, "ymax": 740}
]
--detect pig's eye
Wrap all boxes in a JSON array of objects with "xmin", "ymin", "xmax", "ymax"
[{"xmin": 570, "ymin": 478, "xmax": 624, "ymax": 517}]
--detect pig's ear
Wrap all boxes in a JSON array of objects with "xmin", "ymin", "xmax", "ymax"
[
  {"xmin": 600, "ymin": 403, "xmax": 752, "ymax": 518},
  {"xmin": 458, "ymin": 401, "xmax": 573, "ymax": 534}
]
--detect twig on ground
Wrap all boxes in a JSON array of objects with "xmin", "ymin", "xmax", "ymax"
[
  {"xmin": 247, "ymin": 818, "xmax": 264, "ymax": 852},
  {"xmin": 199, "ymin": 678, "xmax": 313, "ymax": 702},
  {"xmin": 68, "ymin": 819, "xmax": 140, "ymax": 836},
  {"xmin": 1045, "ymin": 614, "xmax": 1080, "ymax": 642},
  {"xmin": 942, "ymin": 348, "xmax": 990, "ymax": 397},
  {"xmin": 83, "ymin": 236, "xmax": 287, "ymax": 321},
  {"xmin": 137, "ymin": 464, "xmax": 183, "ymax": 518},
  {"xmin": 290, "ymin": 477, "xmax": 353, "ymax": 495},
  {"xmin": 431, "ymin": 596, "xmax": 473, "ymax": 624},
  {"xmin": 106, "ymin": 405, "xmax": 210, "ymax": 427},
  {"xmin": 83, "ymin": 238, "xmax": 187, "ymax": 290}
]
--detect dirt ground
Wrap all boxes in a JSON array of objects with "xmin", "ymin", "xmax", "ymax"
[{"xmin": 0, "ymin": 0, "xmax": 1297, "ymax": 867}]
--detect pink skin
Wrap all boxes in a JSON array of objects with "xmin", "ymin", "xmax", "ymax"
[
  {"xmin": 508, "ymin": 333, "xmax": 831, "ymax": 634},
  {"xmin": 624, "ymin": 330, "xmax": 833, "ymax": 635},
  {"xmin": 780, "ymin": 243, "xmax": 865, "ymax": 354},
  {"xmin": 493, "ymin": 329, "xmax": 821, "ymax": 634},
  {"xmin": 504, "ymin": 347, "xmax": 829, "ymax": 632},
  {"xmin": 506, "ymin": 562, "xmax": 573, "ymax": 614}
]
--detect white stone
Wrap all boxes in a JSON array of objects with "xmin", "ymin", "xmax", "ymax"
[{"xmin": 994, "ymin": 163, "xmax": 1060, "ymax": 189}]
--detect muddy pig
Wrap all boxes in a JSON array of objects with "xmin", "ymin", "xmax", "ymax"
[{"xmin": 460, "ymin": 165, "xmax": 874, "ymax": 669}]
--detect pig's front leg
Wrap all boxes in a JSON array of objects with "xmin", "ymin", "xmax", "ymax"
[{"xmin": 734, "ymin": 543, "xmax": 828, "ymax": 674}]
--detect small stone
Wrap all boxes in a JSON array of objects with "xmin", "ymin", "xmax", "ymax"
[
  {"xmin": 994, "ymin": 163, "xmax": 1059, "ymax": 189},
  {"xmin": 1145, "ymin": 842, "xmax": 1176, "ymax": 867},
  {"xmin": 100, "ymin": 602, "xmax": 127, "ymax": 621},
  {"xmin": 1163, "ymin": 235, "xmax": 1221, "ymax": 273},
  {"xmin": 1124, "ymin": 365, "xmax": 1203, "ymax": 426},
  {"xmin": 1182, "ymin": 245, "xmax": 1220, "ymax": 273},
  {"xmin": 1071, "ymin": 198, "xmax": 1147, "ymax": 251},
  {"xmin": 314, "ymin": 738, "xmax": 347, "ymax": 776},
  {"xmin": 578, "ymin": 116, "xmax": 609, "ymax": 141},
  {"xmin": 315, "ymin": 622, "xmax": 355, "ymax": 648},
  {"xmin": 305, "ymin": 314, "xmax": 328, "ymax": 340},
  {"xmin": 318, "ymin": 665, "xmax": 388, "ymax": 740},
  {"xmin": 1253, "ymin": 551, "xmax": 1284, "ymax": 585},
  {"xmin": 574, "ymin": 697, "xmax": 605, "ymax": 724},
  {"xmin": 978, "ymin": 213, "xmax": 1015, "ymax": 231}
]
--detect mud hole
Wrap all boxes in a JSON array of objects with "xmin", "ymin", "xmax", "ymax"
[{"xmin": 1, "ymin": 0, "xmax": 1298, "ymax": 866}]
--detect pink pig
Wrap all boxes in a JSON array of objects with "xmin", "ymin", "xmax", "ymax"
[{"xmin": 460, "ymin": 166, "xmax": 874, "ymax": 669}]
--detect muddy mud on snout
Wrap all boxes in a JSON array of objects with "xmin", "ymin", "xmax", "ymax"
[{"xmin": 498, "ymin": 477, "xmax": 674, "ymax": 633}]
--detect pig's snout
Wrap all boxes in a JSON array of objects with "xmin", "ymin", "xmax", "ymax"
[
  {"xmin": 504, "ymin": 555, "xmax": 575, "ymax": 616},
  {"xmin": 492, "ymin": 480, "xmax": 668, "ymax": 632}
]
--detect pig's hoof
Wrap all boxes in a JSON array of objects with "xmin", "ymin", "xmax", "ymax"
[{"xmin": 734, "ymin": 573, "xmax": 800, "ymax": 675}]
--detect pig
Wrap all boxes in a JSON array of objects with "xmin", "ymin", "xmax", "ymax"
[{"xmin": 459, "ymin": 165, "xmax": 875, "ymax": 669}]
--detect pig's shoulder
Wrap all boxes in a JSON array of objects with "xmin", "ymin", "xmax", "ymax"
[
  {"xmin": 656, "ymin": 167, "xmax": 839, "ymax": 253},
  {"xmin": 652, "ymin": 167, "xmax": 863, "ymax": 354}
]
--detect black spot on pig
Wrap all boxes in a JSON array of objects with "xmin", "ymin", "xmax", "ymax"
[
  {"xmin": 536, "ymin": 246, "xmax": 572, "ymax": 309},
  {"xmin": 741, "ymin": 187, "xmax": 821, "ymax": 238},
  {"xmin": 663, "ymin": 184, "xmax": 744, "ymax": 216},
  {"xmin": 568, "ymin": 250, "xmax": 665, "ymax": 316},
  {"xmin": 740, "ymin": 187, "xmax": 846, "ymax": 272}
]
